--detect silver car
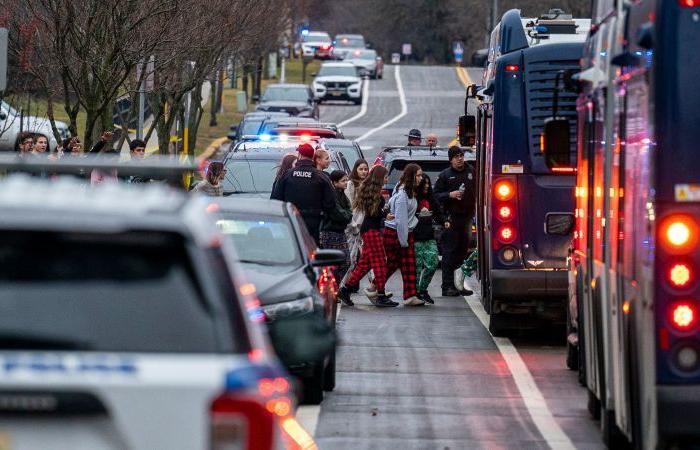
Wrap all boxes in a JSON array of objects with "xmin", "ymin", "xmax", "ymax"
[{"xmin": 0, "ymin": 100, "xmax": 69, "ymax": 151}]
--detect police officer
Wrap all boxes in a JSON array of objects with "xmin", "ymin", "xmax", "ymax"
[
  {"xmin": 271, "ymin": 142, "xmax": 336, "ymax": 244},
  {"xmin": 407, "ymin": 129, "xmax": 422, "ymax": 146},
  {"xmin": 434, "ymin": 146, "xmax": 475, "ymax": 296}
]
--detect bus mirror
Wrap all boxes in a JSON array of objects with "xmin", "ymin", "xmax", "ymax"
[
  {"xmin": 466, "ymin": 84, "xmax": 480, "ymax": 99},
  {"xmin": 458, "ymin": 115, "xmax": 476, "ymax": 147},
  {"xmin": 542, "ymin": 118, "xmax": 571, "ymax": 169}
]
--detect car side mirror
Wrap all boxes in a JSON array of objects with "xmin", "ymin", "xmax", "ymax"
[
  {"xmin": 251, "ymin": 95, "xmax": 260, "ymax": 103},
  {"xmin": 311, "ymin": 249, "xmax": 346, "ymax": 267},
  {"xmin": 541, "ymin": 118, "xmax": 572, "ymax": 169},
  {"xmin": 268, "ymin": 314, "xmax": 336, "ymax": 366},
  {"xmin": 458, "ymin": 115, "xmax": 476, "ymax": 147},
  {"xmin": 545, "ymin": 213, "xmax": 574, "ymax": 235},
  {"xmin": 227, "ymin": 131, "xmax": 237, "ymax": 141}
]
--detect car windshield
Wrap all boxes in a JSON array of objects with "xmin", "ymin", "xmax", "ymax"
[
  {"xmin": 216, "ymin": 215, "xmax": 301, "ymax": 270},
  {"xmin": 318, "ymin": 66, "xmax": 358, "ymax": 77},
  {"xmin": 0, "ymin": 231, "xmax": 239, "ymax": 353},
  {"xmin": 262, "ymin": 87, "xmax": 309, "ymax": 103},
  {"xmin": 388, "ymin": 160, "xmax": 450, "ymax": 187},
  {"xmin": 223, "ymin": 158, "xmax": 278, "ymax": 193},
  {"xmin": 303, "ymin": 33, "xmax": 331, "ymax": 43},
  {"xmin": 348, "ymin": 50, "xmax": 376, "ymax": 60},
  {"xmin": 240, "ymin": 118, "xmax": 264, "ymax": 136},
  {"xmin": 336, "ymin": 37, "xmax": 364, "ymax": 48}
]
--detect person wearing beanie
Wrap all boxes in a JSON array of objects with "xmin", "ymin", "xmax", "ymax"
[{"xmin": 271, "ymin": 142, "xmax": 336, "ymax": 244}]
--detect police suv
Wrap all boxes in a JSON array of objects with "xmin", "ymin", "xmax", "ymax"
[{"xmin": 0, "ymin": 175, "xmax": 316, "ymax": 450}]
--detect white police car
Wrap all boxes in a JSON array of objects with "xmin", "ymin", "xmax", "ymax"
[{"xmin": 0, "ymin": 175, "xmax": 317, "ymax": 450}]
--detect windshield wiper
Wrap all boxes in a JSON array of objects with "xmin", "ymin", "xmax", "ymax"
[
  {"xmin": 0, "ymin": 333, "xmax": 92, "ymax": 350},
  {"xmin": 239, "ymin": 260, "xmax": 288, "ymax": 267}
]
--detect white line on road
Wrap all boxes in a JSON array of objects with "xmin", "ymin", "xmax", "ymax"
[
  {"xmin": 464, "ymin": 295, "xmax": 576, "ymax": 450},
  {"xmin": 355, "ymin": 65, "xmax": 407, "ymax": 143},
  {"xmin": 337, "ymin": 78, "xmax": 370, "ymax": 128}
]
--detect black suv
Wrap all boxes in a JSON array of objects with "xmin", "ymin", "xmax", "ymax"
[{"xmin": 255, "ymin": 84, "xmax": 319, "ymax": 119}]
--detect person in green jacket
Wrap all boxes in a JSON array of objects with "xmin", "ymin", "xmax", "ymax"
[{"xmin": 320, "ymin": 170, "xmax": 353, "ymax": 285}]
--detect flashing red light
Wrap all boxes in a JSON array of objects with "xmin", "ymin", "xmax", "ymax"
[
  {"xmin": 320, "ymin": 44, "xmax": 331, "ymax": 50},
  {"xmin": 494, "ymin": 180, "xmax": 515, "ymax": 201},
  {"xmin": 669, "ymin": 301, "xmax": 698, "ymax": 331},
  {"xmin": 300, "ymin": 133, "xmax": 312, "ymax": 142},
  {"xmin": 498, "ymin": 205, "xmax": 513, "ymax": 221},
  {"xmin": 680, "ymin": 0, "xmax": 699, "ymax": 7},
  {"xmin": 669, "ymin": 263, "xmax": 693, "ymax": 288},
  {"xmin": 505, "ymin": 64, "xmax": 520, "ymax": 72},
  {"xmin": 497, "ymin": 225, "xmax": 516, "ymax": 244}
]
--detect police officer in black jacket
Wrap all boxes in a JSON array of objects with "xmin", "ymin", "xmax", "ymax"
[
  {"xmin": 271, "ymin": 142, "xmax": 336, "ymax": 244},
  {"xmin": 434, "ymin": 146, "xmax": 475, "ymax": 296}
]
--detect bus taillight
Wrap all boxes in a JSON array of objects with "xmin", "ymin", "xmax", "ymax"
[
  {"xmin": 494, "ymin": 180, "xmax": 515, "ymax": 201},
  {"xmin": 497, "ymin": 225, "xmax": 517, "ymax": 244},
  {"xmin": 668, "ymin": 262, "xmax": 693, "ymax": 288},
  {"xmin": 669, "ymin": 301, "xmax": 698, "ymax": 332},
  {"xmin": 660, "ymin": 215, "xmax": 698, "ymax": 253},
  {"xmin": 498, "ymin": 205, "xmax": 513, "ymax": 221}
]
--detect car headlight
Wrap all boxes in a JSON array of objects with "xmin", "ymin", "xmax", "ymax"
[{"xmin": 262, "ymin": 296, "xmax": 314, "ymax": 321}]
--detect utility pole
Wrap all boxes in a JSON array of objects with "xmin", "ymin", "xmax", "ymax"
[{"xmin": 489, "ymin": 0, "xmax": 499, "ymax": 33}]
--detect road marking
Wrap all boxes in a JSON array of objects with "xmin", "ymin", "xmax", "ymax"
[
  {"xmin": 355, "ymin": 65, "xmax": 407, "ymax": 143},
  {"xmin": 296, "ymin": 405, "xmax": 321, "ymax": 437},
  {"xmin": 455, "ymin": 66, "xmax": 473, "ymax": 88},
  {"xmin": 464, "ymin": 295, "xmax": 576, "ymax": 450},
  {"xmin": 337, "ymin": 79, "xmax": 370, "ymax": 129}
]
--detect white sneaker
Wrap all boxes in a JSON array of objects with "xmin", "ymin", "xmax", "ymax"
[
  {"xmin": 403, "ymin": 296, "xmax": 425, "ymax": 306},
  {"xmin": 364, "ymin": 286, "xmax": 393, "ymax": 299}
]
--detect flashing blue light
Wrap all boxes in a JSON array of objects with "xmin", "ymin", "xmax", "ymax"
[
  {"xmin": 259, "ymin": 133, "xmax": 272, "ymax": 142},
  {"xmin": 301, "ymin": 29, "xmax": 309, "ymax": 36},
  {"xmin": 536, "ymin": 25, "xmax": 549, "ymax": 34},
  {"xmin": 225, "ymin": 365, "xmax": 280, "ymax": 390}
]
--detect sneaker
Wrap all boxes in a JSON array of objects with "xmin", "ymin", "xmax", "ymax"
[
  {"xmin": 364, "ymin": 286, "xmax": 394, "ymax": 299},
  {"xmin": 337, "ymin": 286, "xmax": 355, "ymax": 307},
  {"xmin": 419, "ymin": 292, "xmax": 435, "ymax": 305},
  {"xmin": 403, "ymin": 296, "xmax": 425, "ymax": 306},
  {"xmin": 375, "ymin": 294, "xmax": 398, "ymax": 307}
]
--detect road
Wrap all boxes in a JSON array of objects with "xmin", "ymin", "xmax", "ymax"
[{"xmin": 296, "ymin": 65, "xmax": 605, "ymax": 449}]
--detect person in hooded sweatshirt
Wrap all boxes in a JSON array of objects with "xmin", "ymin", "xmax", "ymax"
[
  {"xmin": 383, "ymin": 163, "xmax": 424, "ymax": 306},
  {"xmin": 320, "ymin": 170, "xmax": 353, "ymax": 287}
]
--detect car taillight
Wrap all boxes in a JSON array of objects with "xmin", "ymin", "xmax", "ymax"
[
  {"xmin": 669, "ymin": 301, "xmax": 699, "ymax": 332},
  {"xmin": 210, "ymin": 395, "xmax": 276, "ymax": 450},
  {"xmin": 679, "ymin": 0, "xmax": 699, "ymax": 7},
  {"xmin": 318, "ymin": 266, "xmax": 337, "ymax": 297},
  {"xmin": 494, "ymin": 180, "xmax": 515, "ymax": 201},
  {"xmin": 660, "ymin": 215, "xmax": 698, "ymax": 253},
  {"xmin": 504, "ymin": 64, "xmax": 519, "ymax": 72}
]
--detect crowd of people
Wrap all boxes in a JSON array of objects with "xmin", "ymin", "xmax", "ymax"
[{"xmin": 269, "ymin": 129, "xmax": 476, "ymax": 308}]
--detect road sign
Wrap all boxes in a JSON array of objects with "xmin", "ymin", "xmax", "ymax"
[
  {"xmin": 391, "ymin": 53, "xmax": 401, "ymax": 64},
  {"xmin": 0, "ymin": 28, "xmax": 7, "ymax": 92},
  {"xmin": 402, "ymin": 43, "xmax": 412, "ymax": 56}
]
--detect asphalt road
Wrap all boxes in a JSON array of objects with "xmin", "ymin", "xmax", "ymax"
[{"xmin": 295, "ymin": 65, "xmax": 606, "ymax": 450}]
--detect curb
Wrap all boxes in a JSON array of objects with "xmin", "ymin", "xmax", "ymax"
[{"xmin": 198, "ymin": 136, "xmax": 230, "ymax": 162}]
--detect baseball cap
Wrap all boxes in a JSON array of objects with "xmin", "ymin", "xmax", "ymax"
[
  {"xmin": 297, "ymin": 142, "xmax": 315, "ymax": 158},
  {"xmin": 407, "ymin": 129, "xmax": 422, "ymax": 139}
]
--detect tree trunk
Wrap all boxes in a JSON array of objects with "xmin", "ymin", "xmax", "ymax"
[
  {"xmin": 209, "ymin": 71, "xmax": 218, "ymax": 127},
  {"xmin": 254, "ymin": 57, "xmax": 263, "ymax": 97}
]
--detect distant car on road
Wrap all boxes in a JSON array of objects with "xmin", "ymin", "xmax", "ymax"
[
  {"xmin": 228, "ymin": 111, "xmax": 290, "ymax": 143},
  {"xmin": 312, "ymin": 62, "xmax": 363, "ymax": 105},
  {"xmin": 255, "ymin": 84, "xmax": 319, "ymax": 119},
  {"xmin": 213, "ymin": 198, "xmax": 344, "ymax": 404},
  {"xmin": 0, "ymin": 100, "xmax": 69, "ymax": 151},
  {"xmin": 301, "ymin": 31, "xmax": 334, "ymax": 60},
  {"xmin": 344, "ymin": 49, "xmax": 384, "ymax": 79},
  {"xmin": 332, "ymin": 34, "xmax": 366, "ymax": 60},
  {"xmin": 0, "ymin": 176, "xmax": 317, "ymax": 449}
]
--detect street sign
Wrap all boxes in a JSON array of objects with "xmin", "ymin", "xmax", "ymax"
[
  {"xmin": 402, "ymin": 43, "xmax": 412, "ymax": 56},
  {"xmin": 0, "ymin": 28, "xmax": 7, "ymax": 92},
  {"xmin": 391, "ymin": 53, "xmax": 401, "ymax": 64}
]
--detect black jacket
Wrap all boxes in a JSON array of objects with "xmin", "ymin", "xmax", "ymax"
[
  {"xmin": 270, "ymin": 159, "xmax": 336, "ymax": 239},
  {"xmin": 321, "ymin": 188, "xmax": 353, "ymax": 233},
  {"xmin": 434, "ymin": 164, "xmax": 476, "ymax": 218},
  {"xmin": 413, "ymin": 194, "xmax": 445, "ymax": 242}
]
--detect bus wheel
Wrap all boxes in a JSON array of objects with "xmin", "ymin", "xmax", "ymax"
[
  {"xmin": 488, "ymin": 312, "xmax": 508, "ymax": 337},
  {"xmin": 601, "ymin": 406, "xmax": 630, "ymax": 448}
]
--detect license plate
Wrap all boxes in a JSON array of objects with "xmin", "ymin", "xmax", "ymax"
[{"xmin": 331, "ymin": 92, "xmax": 343, "ymax": 97}]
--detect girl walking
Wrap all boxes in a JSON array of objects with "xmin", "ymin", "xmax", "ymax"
[
  {"xmin": 413, "ymin": 174, "xmax": 447, "ymax": 305},
  {"xmin": 337, "ymin": 165, "xmax": 397, "ymax": 308},
  {"xmin": 384, "ymin": 163, "xmax": 424, "ymax": 306},
  {"xmin": 320, "ymin": 170, "xmax": 353, "ymax": 286},
  {"xmin": 342, "ymin": 159, "xmax": 369, "ymax": 291},
  {"xmin": 271, "ymin": 153, "xmax": 297, "ymax": 194}
]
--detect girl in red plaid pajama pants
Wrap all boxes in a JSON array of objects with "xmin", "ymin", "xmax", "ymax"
[{"xmin": 337, "ymin": 165, "xmax": 398, "ymax": 307}]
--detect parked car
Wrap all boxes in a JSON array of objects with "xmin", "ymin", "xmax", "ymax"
[
  {"xmin": 317, "ymin": 138, "xmax": 365, "ymax": 170},
  {"xmin": 332, "ymin": 34, "xmax": 367, "ymax": 60},
  {"xmin": 213, "ymin": 198, "xmax": 344, "ymax": 404},
  {"xmin": 0, "ymin": 175, "xmax": 320, "ymax": 449},
  {"xmin": 255, "ymin": 84, "xmax": 319, "ymax": 119},
  {"xmin": 0, "ymin": 100, "xmax": 69, "ymax": 151},
  {"xmin": 228, "ymin": 111, "xmax": 290, "ymax": 143},
  {"xmin": 222, "ymin": 138, "xmax": 352, "ymax": 198},
  {"xmin": 343, "ymin": 49, "xmax": 384, "ymax": 79},
  {"xmin": 301, "ymin": 31, "xmax": 334, "ymax": 60},
  {"xmin": 312, "ymin": 62, "xmax": 363, "ymax": 105}
]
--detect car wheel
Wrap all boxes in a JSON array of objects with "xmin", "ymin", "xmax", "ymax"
[
  {"xmin": 323, "ymin": 351, "xmax": 336, "ymax": 391},
  {"xmin": 378, "ymin": 72, "xmax": 383, "ymax": 79},
  {"xmin": 302, "ymin": 364, "xmax": 325, "ymax": 405},
  {"xmin": 353, "ymin": 97, "xmax": 362, "ymax": 106}
]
